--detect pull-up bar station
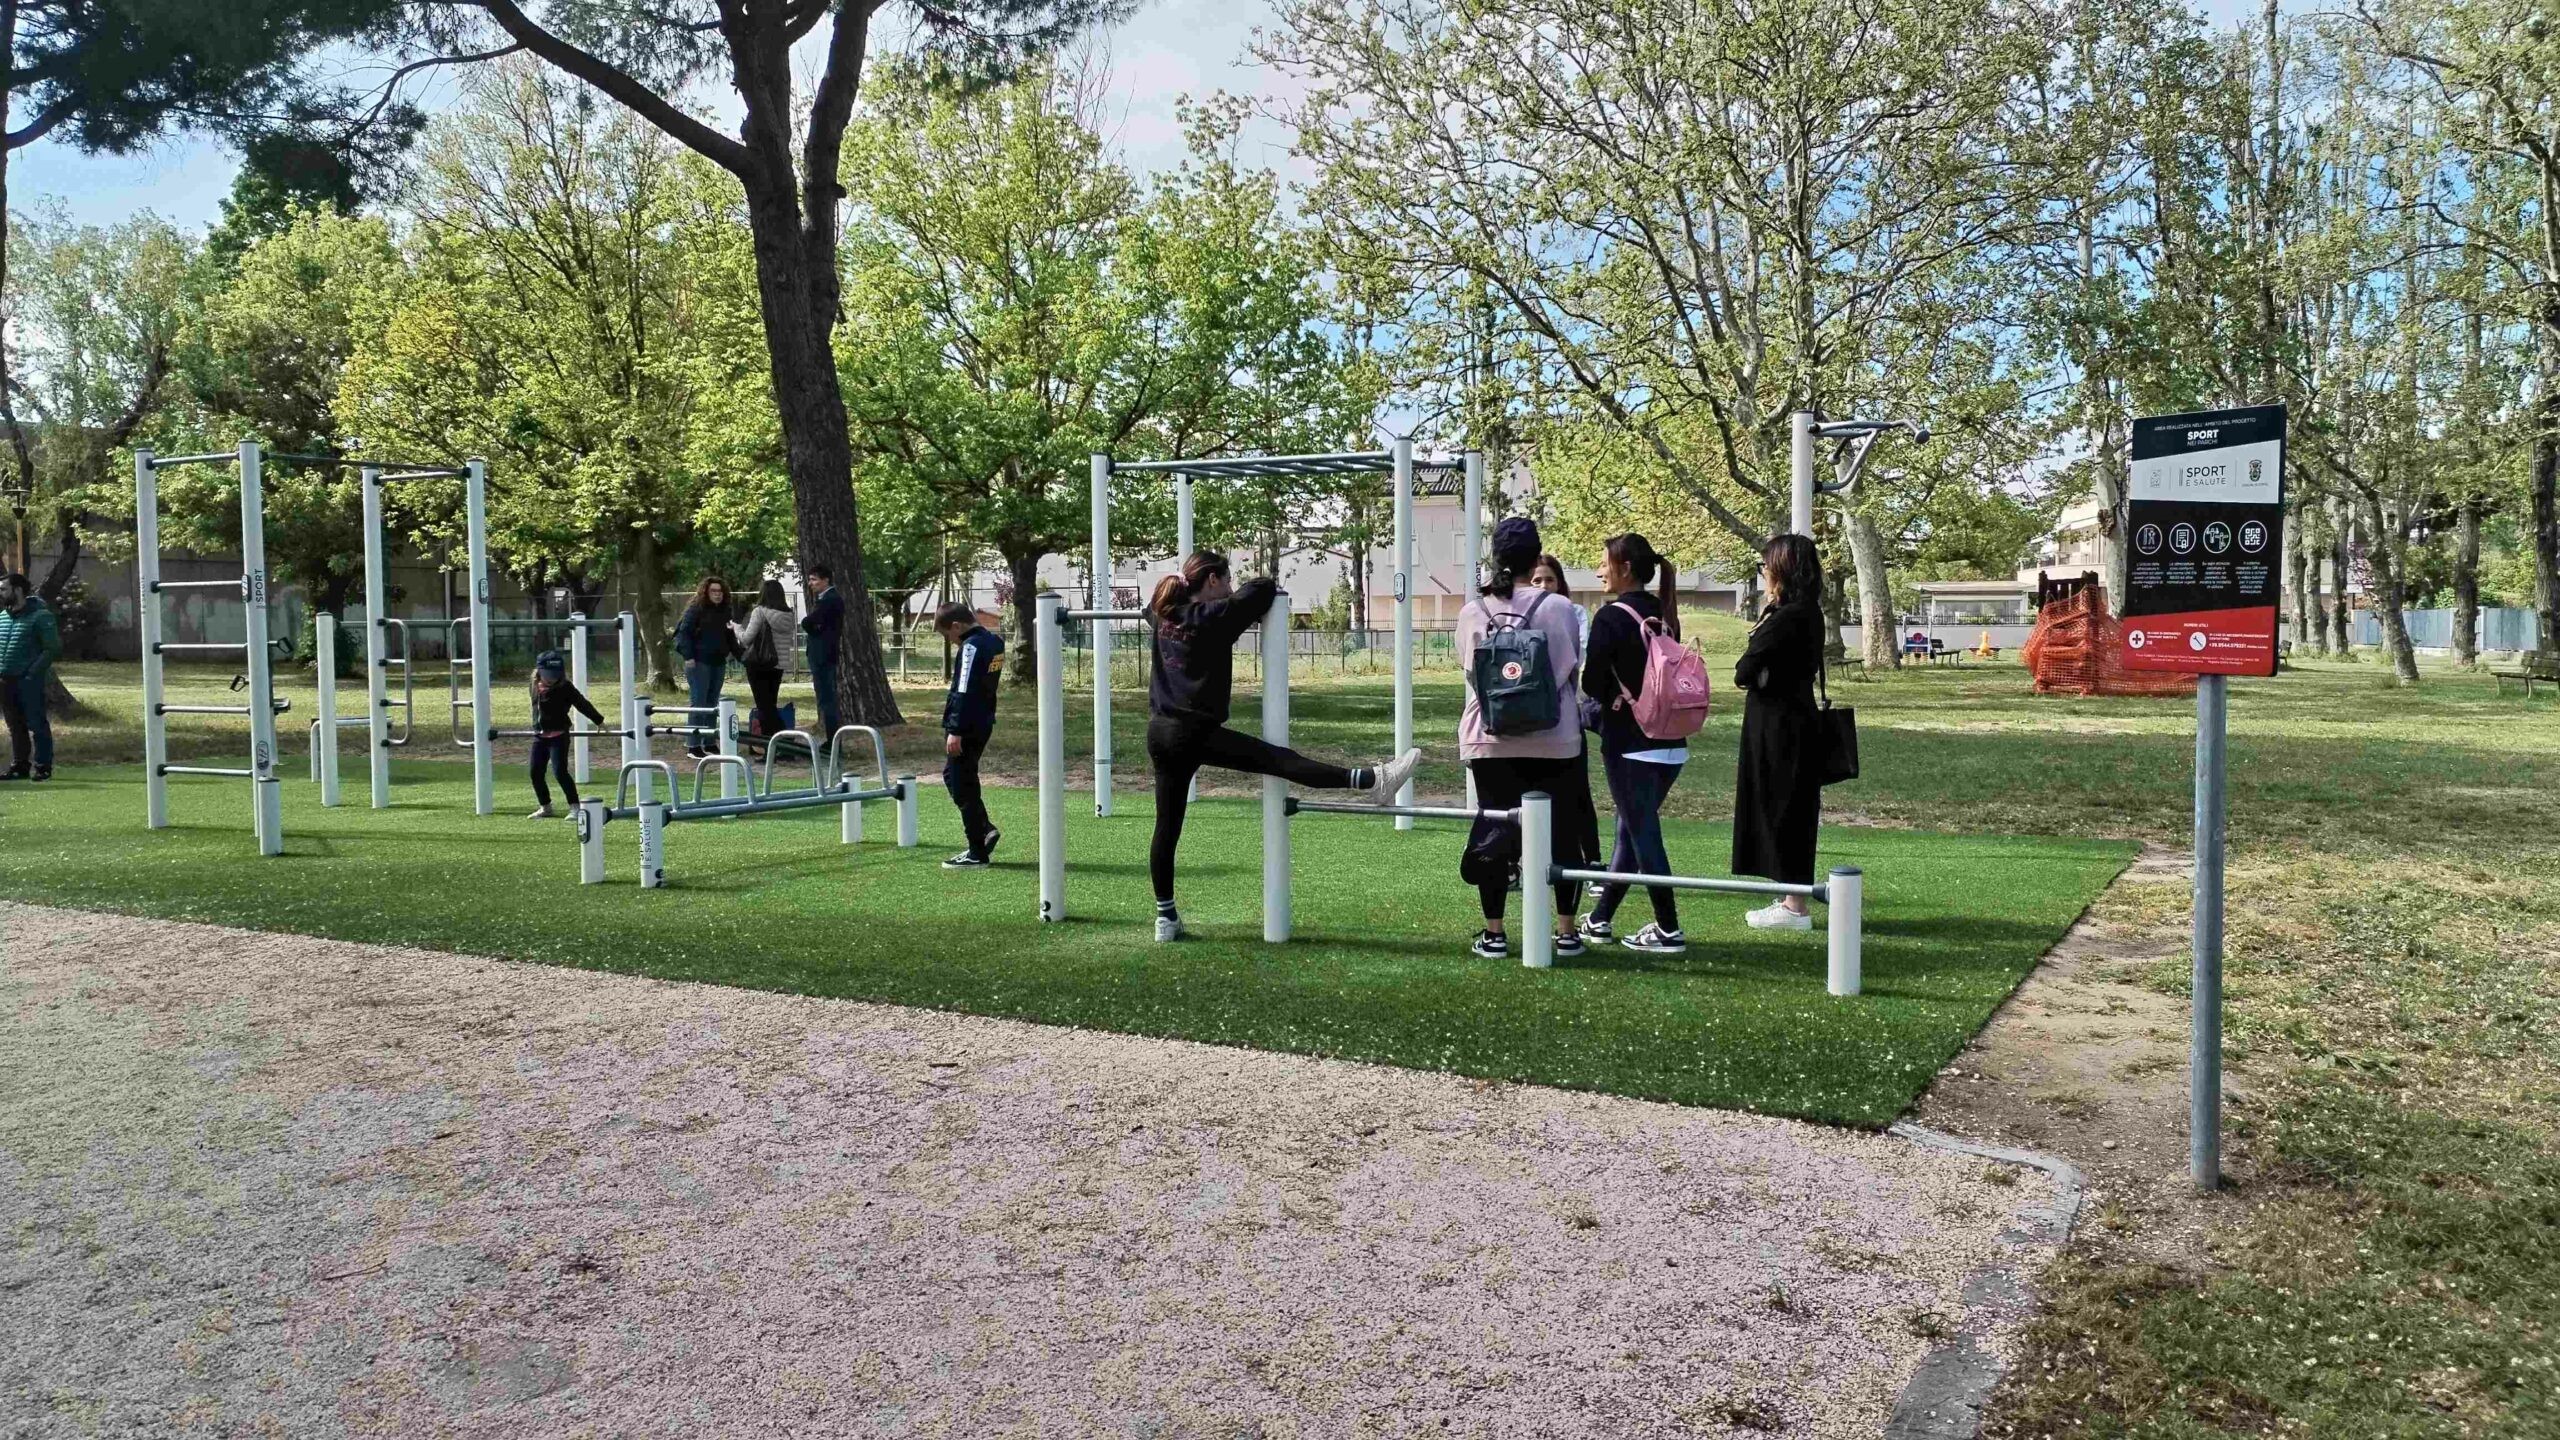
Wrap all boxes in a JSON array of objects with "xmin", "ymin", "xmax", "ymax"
[{"xmin": 1085, "ymin": 441, "xmax": 1484, "ymax": 830}]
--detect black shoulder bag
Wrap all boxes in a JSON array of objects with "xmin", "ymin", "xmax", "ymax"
[{"xmin": 1815, "ymin": 650, "xmax": 1860, "ymax": 786}]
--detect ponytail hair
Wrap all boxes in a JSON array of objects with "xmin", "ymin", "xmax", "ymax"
[
  {"xmin": 1604, "ymin": 532, "xmax": 1680, "ymax": 641},
  {"xmin": 1149, "ymin": 549, "xmax": 1231, "ymax": 635},
  {"xmin": 1481, "ymin": 538, "xmax": 1541, "ymax": 600}
]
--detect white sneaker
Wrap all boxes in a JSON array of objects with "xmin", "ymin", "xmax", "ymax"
[
  {"xmin": 526, "ymin": 805, "xmax": 557, "ymax": 820},
  {"xmin": 1155, "ymin": 914, "xmax": 1185, "ymax": 943},
  {"xmin": 1366, "ymin": 747, "xmax": 1423, "ymax": 805},
  {"xmin": 1746, "ymin": 902, "xmax": 1813, "ymax": 931}
]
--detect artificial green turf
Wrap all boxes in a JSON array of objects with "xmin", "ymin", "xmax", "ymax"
[{"xmin": 0, "ymin": 763, "xmax": 2128, "ymax": 1127}]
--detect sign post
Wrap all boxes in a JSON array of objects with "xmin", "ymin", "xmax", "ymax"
[{"xmin": 2121, "ymin": 404, "xmax": 2285, "ymax": 1192}]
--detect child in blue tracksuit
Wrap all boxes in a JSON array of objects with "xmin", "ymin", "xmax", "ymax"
[{"xmin": 936, "ymin": 603, "xmax": 1004, "ymax": 867}]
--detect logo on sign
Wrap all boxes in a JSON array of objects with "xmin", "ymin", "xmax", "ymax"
[
  {"xmin": 2204, "ymin": 521, "xmax": 2233, "ymax": 554},
  {"xmin": 2188, "ymin": 631, "xmax": 2208, "ymax": 653},
  {"xmin": 2136, "ymin": 523, "xmax": 2163, "ymax": 555},
  {"xmin": 2240, "ymin": 520, "xmax": 2268, "ymax": 553},
  {"xmin": 1500, "ymin": 660, "xmax": 1523, "ymax": 681},
  {"xmin": 2170, "ymin": 523, "xmax": 2197, "ymax": 555},
  {"xmin": 2128, "ymin": 629, "xmax": 2147, "ymax": 649}
]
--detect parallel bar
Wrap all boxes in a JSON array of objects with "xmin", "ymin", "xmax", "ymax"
[
  {"xmin": 155, "ymin": 641, "xmax": 249, "ymax": 652},
  {"xmin": 650, "ymin": 784, "xmax": 898, "ymax": 824},
  {"xmin": 154, "ymin": 579, "xmax": 247, "ymax": 592},
  {"xmin": 1112, "ymin": 450, "xmax": 1392, "ymax": 474},
  {"xmin": 146, "ymin": 451, "xmax": 238, "ymax": 468},
  {"xmin": 1063, "ymin": 608, "xmax": 1145, "ymax": 621},
  {"xmin": 379, "ymin": 468, "xmax": 469, "ymax": 481},
  {"xmin": 159, "ymin": 704, "xmax": 253, "ymax": 716},
  {"xmin": 490, "ymin": 727, "xmax": 637, "ymax": 739},
  {"xmin": 1559, "ymin": 867, "xmax": 1826, "ymax": 900},
  {"xmin": 1290, "ymin": 798, "xmax": 1511, "ymax": 823},
  {"xmin": 486, "ymin": 615, "xmax": 624, "ymax": 629},
  {"xmin": 161, "ymin": 764, "xmax": 256, "ymax": 777}
]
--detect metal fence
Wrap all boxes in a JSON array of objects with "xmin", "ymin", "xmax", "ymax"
[{"xmin": 2352, "ymin": 607, "xmax": 2542, "ymax": 653}]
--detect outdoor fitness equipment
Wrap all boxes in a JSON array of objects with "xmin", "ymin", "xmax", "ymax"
[
  {"xmin": 634, "ymin": 698, "xmax": 743, "ymax": 801},
  {"xmin": 1789, "ymin": 411, "xmax": 1930, "ymax": 538},
  {"xmin": 1083, "ymin": 442, "xmax": 1484, "ymax": 829},
  {"xmin": 1034, "ymin": 583, "xmax": 1865, "ymax": 989},
  {"xmin": 134, "ymin": 442, "xmax": 292, "ymax": 854},
  {"xmin": 572, "ymin": 725, "xmax": 918, "ymax": 888}
]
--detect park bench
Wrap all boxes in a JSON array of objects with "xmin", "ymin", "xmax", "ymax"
[{"xmin": 2491, "ymin": 653, "xmax": 2560, "ymax": 697}]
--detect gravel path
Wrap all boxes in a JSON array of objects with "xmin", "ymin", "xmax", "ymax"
[{"xmin": 2, "ymin": 902, "xmax": 2058, "ymax": 1438}]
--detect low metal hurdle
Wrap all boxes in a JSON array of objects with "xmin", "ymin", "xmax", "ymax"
[
  {"xmin": 636, "ymin": 698, "xmax": 742, "ymax": 801},
  {"xmin": 575, "ymin": 725, "xmax": 917, "ymax": 887},
  {"xmin": 1513, "ymin": 793, "xmax": 1865, "ymax": 991}
]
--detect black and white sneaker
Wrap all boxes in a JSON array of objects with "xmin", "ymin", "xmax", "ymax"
[
  {"xmin": 942, "ymin": 850, "xmax": 990, "ymax": 869},
  {"xmin": 1578, "ymin": 916, "xmax": 1615, "ymax": 943},
  {"xmin": 1622, "ymin": 923, "xmax": 1687, "ymax": 954},
  {"xmin": 1470, "ymin": 929, "xmax": 1510, "ymax": 959},
  {"xmin": 979, "ymin": 827, "xmax": 1001, "ymax": 861},
  {"xmin": 1552, "ymin": 930, "xmax": 1587, "ymax": 957}
]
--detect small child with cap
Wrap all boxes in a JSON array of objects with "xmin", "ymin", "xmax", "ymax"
[{"xmin": 526, "ymin": 649, "xmax": 606, "ymax": 819}]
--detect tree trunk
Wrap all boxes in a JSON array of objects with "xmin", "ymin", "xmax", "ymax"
[
  {"xmin": 631, "ymin": 528, "xmax": 675, "ymax": 690},
  {"xmin": 2453, "ymin": 496, "xmax": 2481, "ymax": 666},
  {"xmin": 2095, "ymin": 435, "xmax": 2130, "ymax": 608},
  {"xmin": 1847, "ymin": 509, "xmax": 1898, "ymax": 669},
  {"xmin": 2534, "ymin": 388, "xmax": 2560, "ymax": 662},
  {"xmin": 2304, "ymin": 497, "xmax": 2324, "ymax": 648},
  {"xmin": 2356, "ymin": 489, "xmax": 2421, "ymax": 685},
  {"xmin": 2329, "ymin": 500, "xmax": 2354, "ymax": 654},
  {"xmin": 739, "ymin": 174, "xmax": 902, "ymax": 727},
  {"xmin": 1004, "ymin": 547, "xmax": 1042, "ymax": 688},
  {"xmin": 36, "ymin": 508, "xmax": 81, "ymax": 602}
]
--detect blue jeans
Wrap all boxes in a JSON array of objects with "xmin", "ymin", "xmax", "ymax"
[
  {"xmin": 807, "ymin": 653, "xmax": 841, "ymax": 741},
  {"xmin": 2, "ymin": 670, "xmax": 50, "ymax": 772},
  {"xmin": 684, "ymin": 660, "xmax": 726, "ymax": 748},
  {"xmin": 1589, "ymin": 752, "xmax": 1682, "ymax": 930}
]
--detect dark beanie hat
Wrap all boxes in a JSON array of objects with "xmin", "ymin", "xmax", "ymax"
[{"xmin": 1491, "ymin": 516, "xmax": 1542, "ymax": 567}]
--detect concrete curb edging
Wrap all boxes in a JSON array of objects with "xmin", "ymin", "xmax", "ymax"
[{"xmin": 1880, "ymin": 1123, "xmax": 2088, "ymax": 1439}]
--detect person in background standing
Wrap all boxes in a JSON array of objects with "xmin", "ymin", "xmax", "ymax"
[
  {"xmin": 1732, "ymin": 533, "xmax": 1828, "ymax": 929},
  {"xmin": 731, "ymin": 578, "xmax": 796, "ymax": 739},
  {"xmin": 1579, "ymin": 533, "xmax": 1687, "ymax": 953},
  {"xmin": 1456, "ymin": 520, "xmax": 1597, "ymax": 960},
  {"xmin": 671, "ymin": 574, "xmax": 737, "ymax": 756},
  {"xmin": 934, "ymin": 602, "xmax": 1005, "ymax": 868},
  {"xmin": 0, "ymin": 573, "xmax": 60, "ymax": 782},
  {"xmin": 801, "ymin": 564, "xmax": 845, "ymax": 741}
]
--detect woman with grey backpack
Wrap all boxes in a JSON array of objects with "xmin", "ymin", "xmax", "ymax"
[
  {"xmin": 1456, "ymin": 518, "xmax": 1600, "ymax": 961},
  {"xmin": 729, "ymin": 577, "xmax": 797, "ymax": 741}
]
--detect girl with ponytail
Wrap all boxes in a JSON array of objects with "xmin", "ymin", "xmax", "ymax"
[
  {"xmin": 1576, "ymin": 532, "xmax": 1689, "ymax": 953},
  {"xmin": 1142, "ymin": 549, "xmax": 1422, "ymax": 942}
]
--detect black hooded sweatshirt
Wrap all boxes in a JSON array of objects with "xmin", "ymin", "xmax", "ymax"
[{"xmin": 1148, "ymin": 578, "xmax": 1278, "ymax": 728}]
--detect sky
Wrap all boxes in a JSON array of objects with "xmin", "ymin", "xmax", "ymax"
[{"xmin": 9, "ymin": 0, "xmax": 1309, "ymax": 231}]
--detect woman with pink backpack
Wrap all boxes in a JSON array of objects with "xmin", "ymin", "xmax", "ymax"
[{"xmin": 1578, "ymin": 532, "xmax": 1711, "ymax": 954}]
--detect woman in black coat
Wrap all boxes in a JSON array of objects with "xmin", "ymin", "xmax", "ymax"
[{"xmin": 1731, "ymin": 533, "xmax": 1827, "ymax": 930}]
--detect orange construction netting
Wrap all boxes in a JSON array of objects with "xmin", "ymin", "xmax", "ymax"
[{"xmin": 2024, "ymin": 586, "xmax": 2198, "ymax": 698}]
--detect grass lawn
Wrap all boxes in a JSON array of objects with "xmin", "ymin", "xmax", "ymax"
[{"xmin": 0, "ymin": 762, "xmax": 2126, "ymax": 1128}]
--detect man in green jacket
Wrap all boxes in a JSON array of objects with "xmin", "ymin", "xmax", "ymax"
[{"xmin": 0, "ymin": 573, "xmax": 61, "ymax": 781}]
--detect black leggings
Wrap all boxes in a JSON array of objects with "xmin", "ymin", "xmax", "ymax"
[
  {"xmin": 744, "ymin": 662, "xmax": 784, "ymax": 737},
  {"xmin": 1147, "ymin": 717, "xmax": 1358, "ymax": 904},
  {"xmin": 530, "ymin": 732, "xmax": 579, "ymax": 808},
  {"xmin": 1465, "ymin": 755, "xmax": 1587, "ymax": 924}
]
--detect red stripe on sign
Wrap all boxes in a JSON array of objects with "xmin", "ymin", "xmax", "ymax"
[{"xmin": 2119, "ymin": 606, "xmax": 2280, "ymax": 676}]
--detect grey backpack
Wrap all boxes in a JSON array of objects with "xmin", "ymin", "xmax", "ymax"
[{"xmin": 1472, "ymin": 591, "xmax": 1560, "ymax": 735}]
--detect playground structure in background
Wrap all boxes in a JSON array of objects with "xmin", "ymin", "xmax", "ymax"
[{"xmin": 2024, "ymin": 571, "xmax": 2198, "ymax": 698}]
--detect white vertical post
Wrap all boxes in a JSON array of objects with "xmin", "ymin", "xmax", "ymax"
[
  {"xmin": 615, "ymin": 613, "xmax": 639, "ymax": 780},
  {"xmin": 360, "ymin": 465, "xmax": 391, "ymax": 809},
  {"xmin": 577, "ymin": 799, "xmax": 607, "ymax": 884},
  {"xmin": 1262, "ymin": 590, "xmax": 1292, "ymax": 943},
  {"xmin": 897, "ymin": 775, "xmax": 920, "ymax": 848},
  {"xmin": 2192, "ymin": 672, "xmax": 2228, "ymax": 1190},
  {"xmin": 315, "ymin": 615, "xmax": 340, "ymax": 806},
  {"xmin": 240, "ymin": 442, "xmax": 283, "ymax": 856},
  {"xmin": 717, "ymin": 698, "xmax": 741, "ymax": 801},
  {"xmin": 135, "ymin": 450, "xmax": 169, "ymax": 830},
  {"xmin": 1790, "ymin": 410, "xmax": 1817, "ymax": 538},
  {"xmin": 464, "ymin": 457, "xmax": 496, "ymax": 816},
  {"xmin": 1826, "ymin": 867, "xmax": 1863, "ymax": 997},
  {"xmin": 1091, "ymin": 451, "xmax": 1114, "ymax": 816},
  {"xmin": 638, "ymin": 801, "xmax": 666, "ymax": 888},
  {"xmin": 569, "ymin": 609, "xmax": 593, "ymax": 783},
  {"xmin": 842, "ymin": 784, "xmax": 864, "ymax": 844},
  {"xmin": 1392, "ymin": 435, "xmax": 1416, "ymax": 830},
  {"xmin": 1036, "ymin": 593, "xmax": 1067, "ymax": 922},
  {"xmin": 1521, "ymin": 791, "xmax": 1554, "ymax": 969},
  {"xmin": 1463, "ymin": 448, "xmax": 1484, "ymax": 812},
  {"xmin": 1175, "ymin": 471, "xmax": 1194, "ymax": 559}
]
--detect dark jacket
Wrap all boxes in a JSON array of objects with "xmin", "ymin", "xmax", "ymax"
[
  {"xmin": 0, "ymin": 596, "xmax": 61, "ymax": 679},
  {"xmin": 673, "ymin": 601, "xmax": 737, "ymax": 667},
  {"xmin": 1582, "ymin": 589, "xmax": 1679, "ymax": 757},
  {"xmin": 800, "ymin": 586, "xmax": 844, "ymax": 665},
  {"xmin": 941, "ymin": 625, "xmax": 1004, "ymax": 736},
  {"xmin": 1149, "ymin": 577, "xmax": 1278, "ymax": 728},
  {"xmin": 529, "ymin": 677, "xmax": 606, "ymax": 737},
  {"xmin": 1731, "ymin": 592, "xmax": 1826, "ymax": 884}
]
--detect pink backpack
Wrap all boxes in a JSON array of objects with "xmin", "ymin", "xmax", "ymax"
[{"xmin": 1609, "ymin": 602, "xmax": 1711, "ymax": 740}]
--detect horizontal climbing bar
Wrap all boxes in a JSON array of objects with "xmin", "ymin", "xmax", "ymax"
[
  {"xmin": 1557, "ymin": 867, "xmax": 1827, "ymax": 901},
  {"xmin": 157, "ymin": 704, "xmax": 251, "ymax": 715},
  {"xmin": 152, "ymin": 578, "xmax": 245, "ymax": 592},
  {"xmin": 1062, "ymin": 608, "xmax": 1147, "ymax": 621},
  {"xmin": 155, "ymin": 641, "xmax": 248, "ymax": 652},
  {"xmin": 159, "ymin": 764, "xmax": 254, "ymax": 777},
  {"xmin": 143, "ymin": 451, "xmax": 237, "ymax": 468},
  {"xmin": 1288, "ymin": 797, "xmax": 1512, "ymax": 823},
  {"xmin": 484, "ymin": 616, "xmax": 625, "ymax": 630},
  {"xmin": 487, "ymin": 727, "xmax": 638, "ymax": 739}
]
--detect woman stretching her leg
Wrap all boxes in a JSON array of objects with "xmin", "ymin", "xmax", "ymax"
[{"xmin": 1146, "ymin": 550, "xmax": 1423, "ymax": 941}]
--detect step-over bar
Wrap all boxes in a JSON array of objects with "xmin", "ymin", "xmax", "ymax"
[{"xmin": 573, "ymin": 724, "xmax": 916, "ymax": 887}]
